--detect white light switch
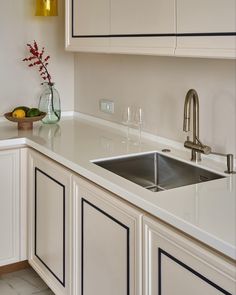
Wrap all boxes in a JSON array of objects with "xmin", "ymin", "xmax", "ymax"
[{"xmin": 100, "ymin": 99, "xmax": 115, "ymax": 114}]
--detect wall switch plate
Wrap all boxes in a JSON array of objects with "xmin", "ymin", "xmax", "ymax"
[{"xmin": 100, "ymin": 99, "xmax": 114, "ymax": 114}]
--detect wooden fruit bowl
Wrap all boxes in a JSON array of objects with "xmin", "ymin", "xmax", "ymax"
[{"xmin": 4, "ymin": 112, "xmax": 46, "ymax": 130}]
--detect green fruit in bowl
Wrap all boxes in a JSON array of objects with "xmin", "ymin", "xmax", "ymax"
[
  {"xmin": 13, "ymin": 106, "xmax": 30, "ymax": 113},
  {"xmin": 27, "ymin": 108, "xmax": 41, "ymax": 117}
]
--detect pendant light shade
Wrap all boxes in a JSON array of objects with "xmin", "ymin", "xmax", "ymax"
[{"xmin": 35, "ymin": 0, "xmax": 58, "ymax": 16}]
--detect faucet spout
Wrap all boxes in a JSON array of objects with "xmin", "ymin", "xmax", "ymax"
[{"xmin": 183, "ymin": 89, "xmax": 201, "ymax": 161}]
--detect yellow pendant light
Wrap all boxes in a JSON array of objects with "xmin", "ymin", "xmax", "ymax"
[{"xmin": 35, "ymin": 0, "xmax": 58, "ymax": 16}]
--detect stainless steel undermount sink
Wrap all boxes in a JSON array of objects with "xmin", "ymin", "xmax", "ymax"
[{"xmin": 94, "ymin": 152, "xmax": 225, "ymax": 192}]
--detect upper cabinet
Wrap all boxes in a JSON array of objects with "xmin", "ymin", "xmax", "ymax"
[
  {"xmin": 65, "ymin": 0, "xmax": 236, "ymax": 58},
  {"xmin": 66, "ymin": 0, "xmax": 176, "ymax": 55},
  {"xmin": 175, "ymin": 0, "xmax": 236, "ymax": 58}
]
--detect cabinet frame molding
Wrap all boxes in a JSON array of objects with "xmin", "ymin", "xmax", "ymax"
[{"xmin": 34, "ymin": 167, "xmax": 66, "ymax": 287}]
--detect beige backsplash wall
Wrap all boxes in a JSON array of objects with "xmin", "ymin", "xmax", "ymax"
[{"xmin": 75, "ymin": 53, "xmax": 236, "ymax": 155}]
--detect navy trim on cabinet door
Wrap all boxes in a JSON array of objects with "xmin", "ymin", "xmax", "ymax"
[
  {"xmin": 35, "ymin": 167, "xmax": 66, "ymax": 287},
  {"xmin": 72, "ymin": 33, "xmax": 176, "ymax": 38},
  {"xmin": 71, "ymin": 0, "xmax": 236, "ymax": 39},
  {"xmin": 72, "ymin": 32, "xmax": 236, "ymax": 38},
  {"xmin": 177, "ymin": 32, "xmax": 236, "ymax": 37},
  {"xmin": 81, "ymin": 198, "xmax": 130, "ymax": 295},
  {"xmin": 158, "ymin": 248, "xmax": 232, "ymax": 295}
]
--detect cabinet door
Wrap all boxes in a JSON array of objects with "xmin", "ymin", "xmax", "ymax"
[
  {"xmin": 110, "ymin": 0, "xmax": 176, "ymax": 55},
  {"xmin": 0, "ymin": 149, "xmax": 20, "ymax": 266},
  {"xmin": 143, "ymin": 216, "xmax": 236, "ymax": 295},
  {"xmin": 66, "ymin": 0, "xmax": 110, "ymax": 52},
  {"xmin": 176, "ymin": 0, "xmax": 236, "ymax": 58},
  {"xmin": 73, "ymin": 176, "xmax": 142, "ymax": 295},
  {"xmin": 28, "ymin": 149, "xmax": 72, "ymax": 295}
]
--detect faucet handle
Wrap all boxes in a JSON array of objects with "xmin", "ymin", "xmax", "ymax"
[
  {"xmin": 196, "ymin": 136, "xmax": 204, "ymax": 147},
  {"xmin": 196, "ymin": 137, "xmax": 212, "ymax": 154},
  {"xmin": 184, "ymin": 136, "xmax": 212, "ymax": 155}
]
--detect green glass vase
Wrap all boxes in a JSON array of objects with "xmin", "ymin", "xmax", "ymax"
[{"xmin": 38, "ymin": 83, "xmax": 61, "ymax": 124}]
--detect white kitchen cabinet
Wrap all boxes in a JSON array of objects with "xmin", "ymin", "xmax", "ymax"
[
  {"xmin": 28, "ymin": 149, "xmax": 73, "ymax": 295},
  {"xmin": 143, "ymin": 216, "xmax": 236, "ymax": 295},
  {"xmin": 0, "ymin": 149, "xmax": 20, "ymax": 266},
  {"xmin": 66, "ymin": 0, "xmax": 176, "ymax": 55},
  {"xmin": 73, "ymin": 176, "xmax": 143, "ymax": 295},
  {"xmin": 25, "ymin": 148, "xmax": 235, "ymax": 295},
  {"xmin": 66, "ymin": 0, "xmax": 236, "ymax": 58},
  {"xmin": 175, "ymin": 0, "xmax": 236, "ymax": 58}
]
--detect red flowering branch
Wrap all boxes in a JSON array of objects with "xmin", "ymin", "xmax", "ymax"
[{"xmin": 23, "ymin": 40, "xmax": 52, "ymax": 85}]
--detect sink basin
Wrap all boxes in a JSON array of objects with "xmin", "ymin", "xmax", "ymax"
[{"xmin": 94, "ymin": 152, "xmax": 225, "ymax": 192}]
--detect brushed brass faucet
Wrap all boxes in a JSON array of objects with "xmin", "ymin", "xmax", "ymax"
[
  {"xmin": 183, "ymin": 89, "xmax": 235, "ymax": 173},
  {"xmin": 183, "ymin": 89, "xmax": 208, "ymax": 161}
]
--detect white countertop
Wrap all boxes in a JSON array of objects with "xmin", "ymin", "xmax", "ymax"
[{"xmin": 0, "ymin": 115, "xmax": 235, "ymax": 260}]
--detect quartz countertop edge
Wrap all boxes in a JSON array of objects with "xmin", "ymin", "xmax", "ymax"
[{"xmin": 0, "ymin": 117, "xmax": 235, "ymax": 261}]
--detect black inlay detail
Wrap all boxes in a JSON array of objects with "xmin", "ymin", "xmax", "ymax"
[
  {"xmin": 72, "ymin": 33, "xmax": 176, "ymax": 38},
  {"xmin": 71, "ymin": 0, "xmax": 74, "ymax": 37},
  {"xmin": 177, "ymin": 32, "xmax": 236, "ymax": 37},
  {"xmin": 158, "ymin": 248, "xmax": 232, "ymax": 295},
  {"xmin": 72, "ymin": 32, "xmax": 236, "ymax": 38},
  {"xmin": 81, "ymin": 198, "xmax": 130, "ymax": 295},
  {"xmin": 35, "ymin": 167, "xmax": 66, "ymax": 287}
]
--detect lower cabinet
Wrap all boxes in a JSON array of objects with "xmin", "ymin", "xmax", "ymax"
[
  {"xmin": 73, "ymin": 176, "xmax": 143, "ymax": 295},
  {"xmin": 28, "ymin": 149, "xmax": 73, "ymax": 295},
  {"xmin": 27, "ymin": 149, "xmax": 235, "ymax": 295},
  {"xmin": 143, "ymin": 216, "xmax": 236, "ymax": 295},
  {"xmin": 0, "ymin": 149, "xmax": 20, "ymax": 266}
]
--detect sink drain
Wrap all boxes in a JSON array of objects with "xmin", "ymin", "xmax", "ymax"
[{"xmin": 162, "ymin": 149, "xmax": 171, "ymax": 153}]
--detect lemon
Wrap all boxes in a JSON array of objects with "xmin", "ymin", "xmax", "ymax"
[
  {"xmin": 13, "ymin": 106, "xmax": 30, "ymax": 113},
  {"xmin": 12, "ymin": 109, "xmax": 26, "ymax": 119}
]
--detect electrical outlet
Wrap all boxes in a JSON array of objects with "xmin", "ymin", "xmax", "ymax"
[{"xmin": 100, "ymin": 99, "xmax": 114, "ymax": 114}]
